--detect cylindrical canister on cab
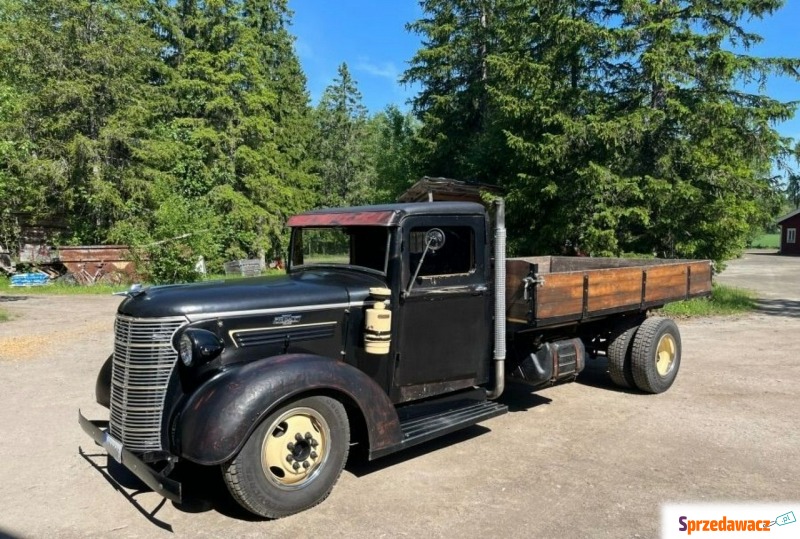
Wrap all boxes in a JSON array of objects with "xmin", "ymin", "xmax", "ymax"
[{"xmin": 364, "ymin": 287, "xmax": 392, "ymax": 354}]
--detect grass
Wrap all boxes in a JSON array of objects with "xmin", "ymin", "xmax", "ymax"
[
  {"xmin": 750, "ymin": 233, "xmax": 780, "ymax": 249},
  {"xmin": 0, "ymin": 279, "xmax": 128, "ymax": 295},
  {"xmin": 0, "ymin": 269, "xmax": 286, "ymax": 296},
  {"xmin": 660, "ymin": 283, "xmax": 756, "ymax": 317},
  {"xmin": 0, "ymin": 308, "xmax": 9, "ymax": 322}
]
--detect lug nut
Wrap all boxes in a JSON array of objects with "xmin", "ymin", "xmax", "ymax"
[
  {"xmin": 310, "ymin": 451, "xmax": 318, "ymax": 460},
  {"xmin": 305, "ymin": 432, "xmax": 312, "ymax": 440},
  {"xmin": 287, "ymin": 442, "xmax": 294, "ymax": 450},
  {"xmin": 302, "ymin": 461, "xmax": 310, "ymax": 469},
  {"xmin": 295, "ymin": 433, "xmax": 303, "ymax": 441},
  {"xmin": 286, "ymin": 455, "xmax": 293, "ymax": 462},
  {"xmin": 310, "ymin": 440, "xmax": 318, "ymax": 448},
  {"xmin": 292, "ymin": 462, "xmax": 300, "ymax": 470}
]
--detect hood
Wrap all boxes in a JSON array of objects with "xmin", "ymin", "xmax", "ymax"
[{"xmin": 117, "ymin": 270, "xmax": 386, "ymax": 319}]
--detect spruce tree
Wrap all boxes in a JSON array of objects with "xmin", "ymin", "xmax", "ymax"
[
  {"xmin": 403, "ymin": 0, "xmax": 496, "ymax": 181},
  {"xmin": 314, "ymin": 63, "xmax": 375, "ymax": 208},
  {"xmin": 405, "ymin": 0, "xmax": 798, "ymax": 262},
  {"xmin": 120, "ymin": 0, "xmax": 315, "ymax": 268},
  {"xmin": 0, "ymin": 0, "xmax": 164, "ymax": 245},
  {"xmin": 606, "ymin": 0, "xmax": 796, "ymax": 261}
]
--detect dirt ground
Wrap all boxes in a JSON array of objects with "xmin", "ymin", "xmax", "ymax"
[{"xmin": 0, "ymin": 250, "xmax": 798, "ymax": 538}]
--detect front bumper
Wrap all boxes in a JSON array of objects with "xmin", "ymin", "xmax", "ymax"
[{"xmin": 78, "ymin": 410, "xmax": 182, "ymax": 503}]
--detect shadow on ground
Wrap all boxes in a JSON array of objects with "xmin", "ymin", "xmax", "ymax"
[
  {"xmin": 755, "ymin": 298, "xmax": 800, "ymax": 318},
  {"xmin": 346, "ymin": 424, "xmax": 491, "ymax": 478},
  {"xmin": 499, "ymin": 381, "xmax": 555, "ymax": 411},
  {"xmin": 79, "ymin": 449, "xmax": 177, "ymax": 531},
  {"xmin": 80, "ymin": 447, "xmax": 264, "ymax": 524},
  {"xmin": 0, "ymin": 295, "xmax": 28, "ymax": 302},
  {"xmin": 80, "ymin": 425, "xmax": 502, "ymax": 525},
  {"xmin": 577, "ymin": 356, "xmax": 640, "ymax": 393}
]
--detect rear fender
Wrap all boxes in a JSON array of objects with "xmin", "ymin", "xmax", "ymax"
[{"xmin": 175, "ymin": 353, "xmax": 403, "ymax": 465}]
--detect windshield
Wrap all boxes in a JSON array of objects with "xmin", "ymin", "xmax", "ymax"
[{"xmin": 291, "ymin": 226, "xmax": 390, "ymax": 274}]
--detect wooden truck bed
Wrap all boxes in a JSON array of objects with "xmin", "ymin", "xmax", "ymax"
[{"xmin": 506, "ymin": 256, "xmax": 712, "ymax": 327}]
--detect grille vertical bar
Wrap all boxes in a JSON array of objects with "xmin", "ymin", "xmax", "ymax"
[{"xmin": 109, "ymin": 315, "xmax": 186, "ymax": 452}]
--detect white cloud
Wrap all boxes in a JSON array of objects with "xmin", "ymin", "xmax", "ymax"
[
  {"xmin": 294, "ymin": 39, "xmax": 314, "ymax": 60},
  {"xmin": 355, "ymin": 59, "xmax": 400, "ymax": 82}
]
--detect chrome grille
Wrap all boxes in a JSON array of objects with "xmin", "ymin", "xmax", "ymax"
[{"xmin": 109, "ymin": 315, "xmax": 186, "ymax": 452}]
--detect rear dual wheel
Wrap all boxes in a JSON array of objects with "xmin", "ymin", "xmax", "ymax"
[
  {"xmin": 222, "ymin": 396, "xmax": 350, "ymax": 519},
  {"xmin": 630, "ymin": 317, "xmax": 681, "ymax": 394},
  {"xmin": 607, "ymin": 317, "xmax": 681, "ymax": 394},
  {"xmin": 607, "ymin": 324, "xmax": 638, "ymax": 389}
]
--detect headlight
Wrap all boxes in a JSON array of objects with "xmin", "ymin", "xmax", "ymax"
[
  {"xmin": 179, "ymin": 333, "xmax": 194, "ymax": 366},
  {"xmin": 178, "ymin": 328, "xmax": 225, "ymax": 367}
]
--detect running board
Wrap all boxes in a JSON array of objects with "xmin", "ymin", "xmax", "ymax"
[{"xmin": 370, "ymin": 399, "xmax": 508, "ymax": 460}]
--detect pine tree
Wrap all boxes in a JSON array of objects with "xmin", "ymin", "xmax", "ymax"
[
  {"xmin": 314, "ymin": 63, "xmax": 375, "ymax": 208},
  {"xmin": 117, "ymin": 0, "xmax": 316, "ymax": 270},
  {"xmin": 405, "ymin": 0, "xmax": 798, "ymax": 262},
  {"xmin": 0, "ymin": 0, "xmax": 164, "ymax": 245},
  {"xmin": 0, "ymin": 80, "xmax": 40, "ymax": 250},
  {"xmin": 403, "ymin": 0, "xmax": 496, "ymax": 181},
  {"xmin": 246, "ymin": 0, "xmax": 317, "ymax": 254},
  {"xmin": 587, "ymin": 0, "xmax": 796, "ymax": 261},
  {"xmin": 786, "ymin": 174, "xmax": 800, "ymax": 209}
]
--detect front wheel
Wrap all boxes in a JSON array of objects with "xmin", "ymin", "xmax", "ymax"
[
  {"xmin": 222, "ymin": 395, "xmax": 350, "ymax": 518},
  {"xmin": 630, "ymin": 317, "xmax": 682, "ymax": 394}
]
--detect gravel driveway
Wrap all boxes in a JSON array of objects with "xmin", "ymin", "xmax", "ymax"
[{"xmin": 0, "ymin": 251, "xmax": 798, "ymax": 538}]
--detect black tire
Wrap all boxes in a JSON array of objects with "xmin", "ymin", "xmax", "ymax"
[
  {"xmin": 630, "ymin": 317, "xmax": 681, "ymax": 394},
  {"xmin": 607, "ymin": 325, "xmax": 638, "ymax": 389},
  {"xmin": 222, "ymin": 396, "xmax": 350, "ymax": 519}
]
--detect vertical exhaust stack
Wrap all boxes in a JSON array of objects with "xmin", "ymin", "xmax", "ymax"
[{"xmin": 487, "ymin": 198, "xmax": 506, "ymax": 400}]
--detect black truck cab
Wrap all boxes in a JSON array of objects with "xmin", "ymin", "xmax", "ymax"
[{"xmin": 285, "ymin": 202, "xmax": 493, "ymax": 402}]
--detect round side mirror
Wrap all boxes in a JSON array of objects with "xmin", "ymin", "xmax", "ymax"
[{"xmin": 425, "ymin": 228, "xmax": 446, "ymax": 251}]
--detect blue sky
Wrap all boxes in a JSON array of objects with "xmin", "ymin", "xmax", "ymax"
[
  {"xmin": 291, "ymin": 0, "xmax": 800, "ymax": 163},
  {"xmin": 291, "ymin": 1, "xmax": 421, "ymax": 111}
]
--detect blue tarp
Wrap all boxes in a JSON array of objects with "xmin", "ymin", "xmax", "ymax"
[{"xmin": 10, "ymin": 272, "xmax": 50, "ymax": 287}]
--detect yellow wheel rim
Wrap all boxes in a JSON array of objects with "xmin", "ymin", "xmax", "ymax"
[
  {"xmin": 655, "ymin": 334, "xmax": 677, "ymax": 377},
  {"xmin": 261, "ymin": 407, "xmax": 329, "ymax": 490}
]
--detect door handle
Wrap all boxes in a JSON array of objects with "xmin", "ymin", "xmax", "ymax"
[{"xmin": 472, "ymin": 285, "xmax": 488, "ymax": 296}]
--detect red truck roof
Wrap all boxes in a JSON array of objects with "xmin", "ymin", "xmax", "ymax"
[{"xmin": 287, "ymin": 202, "xmax": 485, "ymax": 227}]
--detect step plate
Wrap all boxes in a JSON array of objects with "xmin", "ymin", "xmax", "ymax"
[{"xmin": 371, "ymin": 400, "xmax": 508, "ymax": 459}]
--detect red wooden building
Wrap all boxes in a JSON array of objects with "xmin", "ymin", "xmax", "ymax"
[{"xmin": 778, "ymin": 209, "xmax": 800, "ymax": 256}]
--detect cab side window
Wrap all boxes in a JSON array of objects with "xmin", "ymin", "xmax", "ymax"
[{"xmin": 408, "ymin": 226, "xmax": 474, "ymax": 277}]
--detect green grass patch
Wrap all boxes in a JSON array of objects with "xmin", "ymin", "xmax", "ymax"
[
  {"xmin": 0, "ymin": 277, "xmax": 128, "ymax": 295},
  {"xmin": 750, "ymin": 233, "xmax": 780, "ymax": 249},
  {"xmin": 204, "ymin": 269, "xmax": 284, "ymax": 281},
  {"xmin": 660, "ymin": 283, "xmax": 756, "ymax": 317},
  {"xmin": 0, "ymin": 269, "xmax": 286, "ymax": 296},
  {"xmin": 0, "ymin": 308, "xmax": 9, "ymax": 322}
]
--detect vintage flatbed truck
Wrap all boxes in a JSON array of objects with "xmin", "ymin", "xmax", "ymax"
[{"xmin": 79, "ymin": 200, "xmax": 712, "ymax": 518}]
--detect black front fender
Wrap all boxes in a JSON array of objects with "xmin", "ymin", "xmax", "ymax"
[
  {"xmin": 95, "ymin": 355, "xmax": 113, "ymax": 408},
  {"xmin": 175, "ymin": 354, "xmax": 403, "ymax": 465}
]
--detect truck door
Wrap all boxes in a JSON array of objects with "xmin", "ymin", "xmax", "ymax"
[{"xmin": 394, "ymin": 216, "xmax": 491, "ymax": 401}]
